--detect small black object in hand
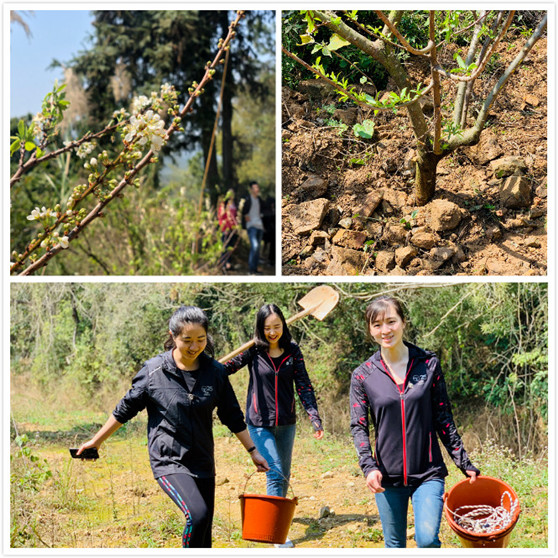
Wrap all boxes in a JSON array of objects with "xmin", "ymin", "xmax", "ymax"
[{"xmin": 69, "ymin": 447, "xmax": 99, "ymax": 460}]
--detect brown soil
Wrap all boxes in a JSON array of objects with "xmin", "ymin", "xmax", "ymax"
[{"xmin": 281, "ymin": 37, "xmax": 547, "ymax": 276}]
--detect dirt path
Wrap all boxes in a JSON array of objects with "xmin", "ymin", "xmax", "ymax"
[{"xmin": 14, "ymin": 427, "xmax": 546, "ymax": 549}]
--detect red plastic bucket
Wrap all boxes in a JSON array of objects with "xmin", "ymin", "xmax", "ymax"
[
  {"xmin": 239, "ymin": 472, "xmax": 298, "ymax": 544},
  {"xmin": 444, "ymin": 476, "xmax": 521, "ymax": 548}
]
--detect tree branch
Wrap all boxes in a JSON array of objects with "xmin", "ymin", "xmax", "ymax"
[{"xmin": 446, "ymin": 13, "xmax": 547, "ymax": 150}]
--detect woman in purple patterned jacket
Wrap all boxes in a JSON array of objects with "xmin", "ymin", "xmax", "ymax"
[
  {"xmin": 350, "ymin": 295, "xmax": 480, "ymax": 548},
  {"xmin": 224, "ymin": 303, "xmax": 324, "ymax": 547}
]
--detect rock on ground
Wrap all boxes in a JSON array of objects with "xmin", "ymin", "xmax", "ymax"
[
  {"xmin": 288, "ymin": 198, "xmax": 330, "ymax": 235},
  {"xmin": 427, "ymin": 200, "xmax": 463, "ymax": 232}
]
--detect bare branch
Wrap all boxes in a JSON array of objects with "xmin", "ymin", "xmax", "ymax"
[{"xmin": 374, "ymin": 10, "xmax": 435, "ymax": 56}]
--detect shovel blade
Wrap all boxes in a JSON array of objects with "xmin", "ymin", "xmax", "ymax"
[{"xmin": 297, "ymin": 285, "xmax": 339, "ymax": 321}]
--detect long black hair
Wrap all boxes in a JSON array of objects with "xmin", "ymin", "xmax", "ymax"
[
  {"xmin": 254, "ymin": 304, "xmax": 292, "ymax": 352},
  {"xmin": 164, "ymin": 305, "xmax": 215, "ymax": 357}
]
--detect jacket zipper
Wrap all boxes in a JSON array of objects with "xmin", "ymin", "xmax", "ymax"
[
  {"xmin": 266, "ymin": 353, "xmax": 290, "ymax": 426},
  {"xmin": 380, "ymin": 357, "xmax": 415, "ymax": 485}
]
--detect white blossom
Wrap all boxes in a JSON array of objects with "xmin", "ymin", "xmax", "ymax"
[
  {"xmin": 131, "ymin": 95, "xmax": 150, "ymax": 113},
  {"xmin": 26, "ymin": 206, "xmax": 54, "ymax": 221},
  {"xmin": 89, "ymin": 157, "xmax": 98, "ymax": 167},
  {"xmin": 112, "ymin": 107, "xmax": 128, "ymax": 119},
  {"xmin": 26, "ymin": 207, "xmax": 42, "ymax": 221},
  {"xmin": 122, "ymin": 108, "xmax": 167, "ymax": 153},
  {"xmin": 58, "ymin": 236, "xmax": 70, "ymax": 249},
  {"xmin": 76, "ymin": 141, "xmax": 96, "ymax": 159}
]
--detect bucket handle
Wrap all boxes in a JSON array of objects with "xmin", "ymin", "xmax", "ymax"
[{"xmin": 241, "ymin": 470, "xmax": 297, "ymax": 500}]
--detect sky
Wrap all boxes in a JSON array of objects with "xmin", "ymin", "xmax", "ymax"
[{"xmin": 10, "ymin": 10, "xmax": 94, "ymax": 118}]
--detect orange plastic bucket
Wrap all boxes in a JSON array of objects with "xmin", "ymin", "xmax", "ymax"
[
  {"xmin": 239, "ymin": 472, "xmax": 298, "ymax": 544},
  {"xmin": 444, "ymin": 476, "xmax": 520, "ymax": 548}
]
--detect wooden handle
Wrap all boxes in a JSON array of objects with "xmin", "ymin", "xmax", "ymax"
[
  {"xmin": 285, "ymin": 305, "xmax": 316, "ymax": 325},
  {"xmin": 218, "ymin": 338, "xmax": 256, "ymax": 363}
]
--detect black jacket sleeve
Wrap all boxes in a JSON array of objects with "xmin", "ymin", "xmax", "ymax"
[
  {"xmin": 112, "ymin": 365, "xmax": 149, "ymax": 424},
  {"xmin": 215, "ymin": 367, "xmax": 247, "ymax": 434},
  {"xmin": 292, "ymin": 344, "xmax": 323, "ymax": 431},
  {"xmin": 222, "ymin": 348, "xmax": 252, "ymax": 375},
  {"xmin": 349, "ymin": 367, "xmax": 379, "ymax": 477},
  {"xmin": 431, "ymin": 358, "xmax": 480, "ymax": 477}
]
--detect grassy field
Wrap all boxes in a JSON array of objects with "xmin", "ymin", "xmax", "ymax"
[{"xmin": 10, "ymin": 379, "xmax": 548, "ymax": 549}]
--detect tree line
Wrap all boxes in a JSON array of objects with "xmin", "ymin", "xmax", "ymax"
[{"xmin": 10, "ymin": 281, "xmax": 547, "ymax": 456}]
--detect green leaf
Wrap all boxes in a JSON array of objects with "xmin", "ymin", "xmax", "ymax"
[
  {"xmin": 24, "ymin": 141, "xmax": 36, "ymax": 152},
  {"xmin": 10, "ymin": 139, "xmax": 21, "ymax": 156},
  {"xmin": 328, "ymin": 33, "xmax": 351, "ymax": 51},
  {"xmin": 18, "ymin": 120, "xmax": 25, "ymax": 138},
  {"xmin": 298, "ymin": 34, "xmax": 314, "ymax": 45},
  {"xmin": 455, "ymin": 54, "xmax": 467, "ymax": 69},
  {"xmin": 353, "ymin": 119, "xmax": 375, "ymax": 139}
]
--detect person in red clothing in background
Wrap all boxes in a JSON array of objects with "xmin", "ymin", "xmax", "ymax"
[
  {"xmin": 224, "ymin": 303, "xmax": 324, "ymax": 547},
  {"xmin": 217, "ymin": 189, "xmax": 238, "ymax": 272},
  {"xmin": 350, "ymin": 295, "xmax": 480, "ymax": 548}
]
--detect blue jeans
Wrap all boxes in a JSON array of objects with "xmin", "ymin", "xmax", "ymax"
[
  {"xmin": 247, "ymin": 227, "xmax": 263, "ymax": 273},
  {"xmin": 247, "ymin": 424, "xmax": 296, "ymax": 497},
  {"xmin": 374, "ymin": 478, "xmax": 445, "ymax": 548}
]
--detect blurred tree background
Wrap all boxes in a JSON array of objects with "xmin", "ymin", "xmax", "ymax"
[
  {"xmin": 10, "ymin": 10, "xmax": 275, "ymax": 275},
  {"xmin": 11, "ymin": 282, "xmax": 548, "ymax": 458}
]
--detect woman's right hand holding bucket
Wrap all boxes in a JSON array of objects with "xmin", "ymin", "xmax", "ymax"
[
  {"xmin": 250, "ymin": 450, "xmax": 270, "ymax": 472},
  {"xmin": 366, "ymin": 470, "xmax": 385, "ymax": 493}
]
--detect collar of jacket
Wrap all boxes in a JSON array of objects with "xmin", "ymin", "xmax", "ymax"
[
  {"xmin": 161, "ymin": 350, "xmax": 212, "ymax": 377},
  {"xmin": 368, "ymin": 341, "xmax": 432, "ymax": 372}
]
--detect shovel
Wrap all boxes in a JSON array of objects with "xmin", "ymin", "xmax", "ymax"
[{"xmin": 218, "ymin": 285, "xmax": 339, "ymax": 363}]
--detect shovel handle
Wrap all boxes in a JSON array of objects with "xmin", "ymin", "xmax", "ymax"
[
  {"xmin": 219, "ymin": 338, "xmax": 256, "ymax": 364},
  {"xmin": 285, "ymin": 304, "xmax": 318, "ymax": 325}
]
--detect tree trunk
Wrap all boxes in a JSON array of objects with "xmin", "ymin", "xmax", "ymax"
[
  {"xmin": 221, "ymin": 12, "xmax": 235, "ymax": 193},
  {"xmin": 199, "ymin": 93, "xmax": 220, "ymax": 205},
  {"xmin": 415, "ymin": 149, "xmax": 443, "ymax": 206}
]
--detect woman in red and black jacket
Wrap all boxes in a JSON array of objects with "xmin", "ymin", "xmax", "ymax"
[
  {"xmin": 224, "ymin": 304, "xmax": 323, "ymax": 547},
  {"xmin": 350, "ymin": 295, "xmax": 480, "ymax": 548}
]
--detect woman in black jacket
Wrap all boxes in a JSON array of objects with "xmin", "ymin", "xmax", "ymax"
[
  {"xmin": 350, "ymin": 295, "xmax": 480, "ymax": 548},
  {"xmin": 77, "ymin": 306, "xmax": 268, "ymax": 548},
  {"xmin": 224, "ymin": 304, "xmax": 324, "ymax": 547}
]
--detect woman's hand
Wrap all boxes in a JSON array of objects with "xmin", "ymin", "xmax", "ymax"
[
  {"xmin": 76, "ymin": 439, "xmax": 100, "ymax": 458},
  {"xmin": 250, "ymin": 450, "xmax": 270, "ymax": 472},
  {"xmin": 366, "ymin": 470, "xmax": 385, "ymax": 493},
  {"xmin": 466, "ymin": 470, "xmax": 478, "ymax": 483},
  {"xmin": 313, "ymin": 429, "xmax": 324, "ymax": 440}
]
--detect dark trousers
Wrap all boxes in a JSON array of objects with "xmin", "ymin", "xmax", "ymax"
[{"xmin": 157, "ymin": 473, "xmax": 215, "ymax": 548}]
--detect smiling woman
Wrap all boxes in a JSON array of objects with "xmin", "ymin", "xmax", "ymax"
[
  {"xmin": 223, "ymin": 303, "xmax": 325, "ymax": 548},
  {"xmin": 350, "ymin": 295, "xmax": 480, "ymax": 548},
  {"xmin": 74, "ymin": 305, "xmax": 269, "ymax": 548}
]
